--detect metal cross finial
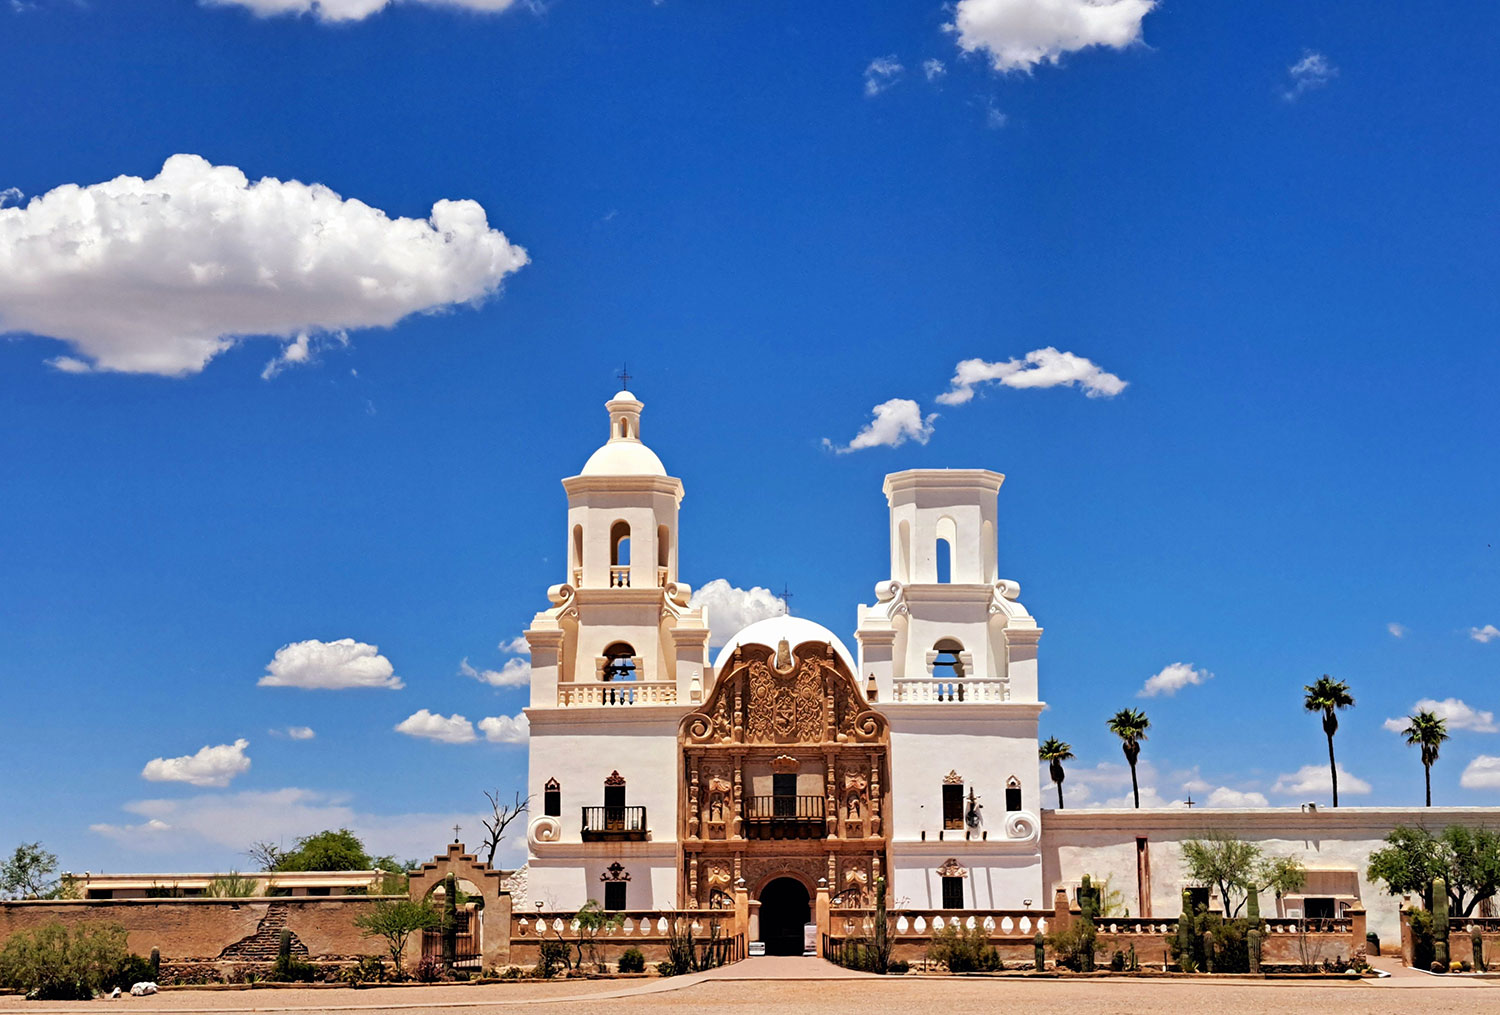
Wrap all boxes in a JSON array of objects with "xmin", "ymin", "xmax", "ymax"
[
  {"xmin": 1183, "ymin": 796, "xmax": 1195, "ymax": 809},
  {"xmin": 779, "ymin": 584, "xmax": 793, "ymax": 616},
  {"xmin": 617, "ymin": 363, "xmax": 632, "ymax": 389},
  {"xmin": 452, "ymin": 823, "xmax": 461, "ymax": 842}
]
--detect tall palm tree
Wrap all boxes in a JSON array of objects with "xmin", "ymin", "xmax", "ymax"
[
  {"xmin": 1106, "ymin": 709, "xmax": 1151, "ymax": 808},
  {"xmin": 1402, "ymin": 710, "xmax": 1450, "ymax": 807},
  {"xmin": 1302, "ymin": 676, "xmax": 1355, "ymax": 806},
  {"xmin": 1039, "ymin": 737, "xmax": 1075, "ymax": 809}
]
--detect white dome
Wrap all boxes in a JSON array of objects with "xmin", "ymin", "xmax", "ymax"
[
  {"xmin": 712, "ymin": 615, "xmax": 858, "ymax": 676},
  {"xmin": 580, "ymin": 439, "xmax": 667, "ymax": 477}
]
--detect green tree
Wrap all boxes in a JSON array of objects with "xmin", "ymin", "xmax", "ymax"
[
  {"xmin": 353, "ymin": 898, "xmax": 438, "ymax": 974},
  {"xmin": 573, "ymin": 899, "xmax": 624, "ymax": 970},
  {"xmin": 1105, "ymin": 709, "xmax": 1150, "ymax": 808},
  {"xmin": 1367, "ymin": 824, "xmax": 1500, "ymax": 917},
  {"xmin": 1, "ymin": 843, "xmax": 59, "ymax": 900},
  {"xmin": 1302, "ymin": 676, "xmax": 1355, "ymax": 806},
  {"xmin": 0, "ymin": 921, "xmax": 142, "ymax": 1000},
  {"xmin": 1401, "ymin": 711, "xmax": 1450, "ymax": 807},
  {"xmin": 273, "ymin": 829, "xmax": 373, "ymax": 872},
  {"xmin": 1181, "ymin": 833, "xmax": 1305, "ymax": 917},
  {"xmin": 1039, "ymin": 737, "xmax": 1075, "ymax": 810}
]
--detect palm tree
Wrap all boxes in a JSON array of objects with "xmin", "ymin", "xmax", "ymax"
[
  {"xmin": 1106, "ymin": 709, "xmax": 1151, "ymax": 808},
  {"xmin": 1039, "ymin": 737, "xmax": 1075, "ymax": 809},
  {"xmin": 1302, "ymin": 675, "xmax": 1355, "ymax": 806},
  {"xmin": 1402, "ymin": 710, "xmax": 1450, "ymax": 807}
]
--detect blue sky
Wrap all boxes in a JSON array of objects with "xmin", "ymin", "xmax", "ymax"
[{"xmin": 1, "ymin": 0, "xmax": 1498, "ymax": 875}]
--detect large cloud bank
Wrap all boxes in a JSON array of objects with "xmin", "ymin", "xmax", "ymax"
[
  {"xmin": 0, "ymin": 155, "xmax": 527, "ymax": 376},
  {"xmin": 689, "ymin": 579, "xmax": 789, "ymax": 648}
]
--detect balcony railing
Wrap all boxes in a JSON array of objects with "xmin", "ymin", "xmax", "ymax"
[
  {"xmin": 891, "ymin": 678, "xmax": 1008, "ymax": 703},
  {"xmin": 744, "ymin": 795, "xmax": 826, "ymax": 839},
  {"xmin": 656, "ymin": 565, "xmax": 670, "ymax": 587},
  {"xmin": 609, "ymin": 565, "xmax": 631, "ymax": 588},
  {"xmin": 581, "ymin": 805, "xmax": 648, "ymax": 841},
  {"xmin": 557, "ymin": 680, "xmax": 677, "ymax": 706}
]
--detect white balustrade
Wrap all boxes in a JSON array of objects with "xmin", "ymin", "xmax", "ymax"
[
  {"xmin": 891, "ymin": 678, "xmax": 1008, "ymax": 703},
  {"xmin": 609, "ymin": 565, "xmax": 631, "ymax": 588},
  {"xmin": 656, "ymin": 565, "xmax": 669, "ymax": 587},
  {"xmin": 558, "ymin": 680, "xmax": 678, "ymax": 706}
]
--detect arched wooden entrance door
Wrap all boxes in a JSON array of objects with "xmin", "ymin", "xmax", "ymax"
[{"xmin": 759, "ymin": 877, "xmax": 810, "ymax": 956}]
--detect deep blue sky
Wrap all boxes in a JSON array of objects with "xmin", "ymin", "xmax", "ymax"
[{"xmin": 1, "ymin": 0, "xmax": 1497, "ymax": 873}]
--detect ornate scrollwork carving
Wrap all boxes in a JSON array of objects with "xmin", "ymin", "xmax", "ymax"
[
  {"xmin": 546, "ymin": 584, "xmax": 579, "ymax": 618},
  {"xmin": 935, "ymin": 858, "xmax": 968, "ymax": 878},
  {"xmin": 851, "ymin": 710, "xmax": 886, "ymax": 742},
  {"xmin": 527, "ymin": 815, "xmax": 562, "ymax": 846},
  {"xmin": 872, "ymin": 580, "xmax": 909, "ymax": 617}
]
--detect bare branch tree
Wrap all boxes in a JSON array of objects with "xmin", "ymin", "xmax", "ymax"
[
  {"xmin": 245, "ymin": 840, "xmax": 283, "ymax": 872},
  {"xmin": 480, "ymin": 790, "xmax": 529, "ymax": 867}
]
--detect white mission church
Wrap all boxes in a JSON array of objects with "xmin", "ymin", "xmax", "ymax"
[{"xmin": 518, "ymin": 389, "xmax": 1492, "ymax": 951}]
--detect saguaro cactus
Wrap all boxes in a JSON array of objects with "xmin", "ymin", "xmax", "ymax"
[
  {"xmin": 1077, "ymin": 875, "xmax": 1099, "ymax": 972},
  {"xmin": 278, "ymin": 929, "xmax": 292, "ymax": 963},
  {"xmin": 873, "ymin": 877, "xmax": 890, "ymax": 973},
  {"xmin": 1433, "ymin": 878, "xmax": 1450, "ymax": 971},
  {"xmin": 1247, "ymin": 929, "xmax": 1262, "ymax": 974},
  {"xmin": 149, "ymin": 947, "xmax": 160, "ymax": 980},
  {"xmin": 1473, "ymin": 926, "xmax": 1485, "ymax": 972},
  {"xmin": 442, "ymin": 873, "xmax": 458, "ymax": 971},
  {"xmin": 1034, "ymin": 931, "xmax": 1045, "ymax": 970},
  {"xmin": 1175, "ymin": 889, "xmax": 1196, "ymax": 969}
]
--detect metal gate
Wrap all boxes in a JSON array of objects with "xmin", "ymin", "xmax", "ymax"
[{"xmin": 421, "ymin": 910, "xmax": 481, "ymax": 970}]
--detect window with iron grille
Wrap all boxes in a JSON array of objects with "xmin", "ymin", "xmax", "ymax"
[
  {"xmin": 942, "ymin": 876, "xmax": 965, "ymax": 910},
  {"xmin": 942, "ymin": 783, "xmax": 964, "ymax": 829}
]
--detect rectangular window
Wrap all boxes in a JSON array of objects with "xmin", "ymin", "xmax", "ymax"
[
  {"xmin": 1185, "ymin": 886, "xmax": 1209, "ymax": 913},
  {"xmin": 1303, "ymin": 897, "xmax": 1335, "ymax": 920},
  {"xmin": 544, "ymin": 784, "xmax": 561, "ymax": 817},
  {"xmin": 942, "ymin": 784, "xmax": 964, "ymax": 829},
  {"xmin": 1005, "ymin": 785, "xmax": 1022, "ymax": 812},
  {"xmin": 603, "ymin": 881, "xmax": 627, "ymax": 912},
  {"xmin": 773, "ymin": 773, "xmax": 797, "ymax": 818},
  {"xmin": 941, "ymin": 876, "xmax": 965, "ymax": 910}
]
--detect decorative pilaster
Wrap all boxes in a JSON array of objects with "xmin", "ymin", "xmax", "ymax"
[{"xmin": 688, "ymin": 756, "xmax": 700, "ymax": 839}]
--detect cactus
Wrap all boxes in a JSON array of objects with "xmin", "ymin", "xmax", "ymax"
[
  {"xmin": 1077, "ymin": 875, "xmax": 1098, "ymax": 972},
  {"xmin": 148, "ymin": 946, "xmax": 160, "ymax": 980},
  {"xmin": 278, "ymin": 929, "xmax": 292, "ymax": 963},
  {"xmin": 1245, "ymin": 888, "xmax": 1259, "ymax": 924},
  {"xmin": 1174, "ymin": 890, "xmax": 1195, "ymax": 969},
  {"xmin": 1433, "ymin": 878, "xmax": 1450, "ymax": 971},
  {"xmin": 1202, "ymin": 931, "xmax": 1215, "ymax": 973},
  {"xmin": 441, "ymin": 873, "xmax": 458, "ymax": 971},
  {"xmin": 1247, "ymin": 929, "xmax": 1261, "ymax": 974},
  {"xmin": 1034, "ymin": 931, "xmax": 1045, "ymax": 970},
  {"xmin": 873, "ymin": 877, "xmax": 890, "ymax": 973},
  {"xmin": 1473, "ymin": 926, "xmax": 1485, "ymax": 973}
]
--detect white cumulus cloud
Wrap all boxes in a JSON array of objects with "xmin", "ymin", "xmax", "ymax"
[
  {"xmin": 1138, "ymin": 662, "xmax": 1212, "ymax": 698},
  {"xmin": 1470, "ymin": 624, "xmax": 1500, "ymax": 644},
  {"xmin": 459, "ymin": 656, "xmax": 530, "ymax": 688},
  {"xmin": 1283, "ymin": 50, "xmax": 1337, "ymax": 100},
  {"xmin": 949, "ymin": 0, "xmax": 1155, "ymax": 74},
  {"xmin": 1460, "ymin": 756, "xmax": 1500, "ymax": 790},
  {"xmin": 1205, "ymin": 786, "xmax": 1269, "ymax": 808},
  {"xmin": 395, "ymin": 709, "xmax": 477, "ymax": 744},
  {"xmin": 689, "ymin": 579, "xmax": 789, "ymax": 649},
  {"xmin": 478, "ymin": 713, "xmax": 529, "ymax": 744},
  {"xmin": 259, "ymin": 638, "xmax": 403, "ymax": 690},
  {"xmin": 141, "ymin": 739, "xmax": 251, "ymax": 788},
  {"xmin": 938, "ymin": 348, "xmax": 1127, "ymax": 405},
  {"xmin": 824, "ymin": 398, "xmax": 937, "ymax": 454},
  {"xmin": 1270, "ymin": 764, "xmax": 1371, "ymax": 797},
  {"xmin": 270, "ymin": 725, "xmax": 317, "ymax": 740},
  {"xmin": 864, "ymin": 55, "xmax": 904, "ymax": 96},
  {"xmin": 203, "ymin": 0, "xmax": 521, "ymax": 24},
  {"xmin": 0, "ymin": 154, "xmax": 528, "ymax": 376},
  {"xmin": 497, "ymin": 635, "xmax": 529, "ymax": 654},
  {"xmin": 1382, "ymin": 698, "xmax": 1498, "ymax": 735}
]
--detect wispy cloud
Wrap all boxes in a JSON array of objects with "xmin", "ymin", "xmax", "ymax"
[
  {"xmin": 1387, "ymin": 622, "xmax": 1408, "ymax": 639},
  {"xmin": 1270, "ymin": 763, "xmax": 1371, "ymax": 797},
  {"xmin": 1283, "ymin": 50, "xmax": 1337, "ymax": 101},
  {"xmin": 202, "ymin": 0, "xmax": 524, "ymax": 24},
  {"xmin": 1470, "ymin": 624, "xmax": 1500, "ymax": 644},
  {"xmin": 460, "ymin": 656, "xmax": 530, "ymax": 688},
  {"xmin": 864, "ymin": 55, "xmax": 904, "ymax": 97},
  {"xmin": 923, "ymin": 58, "xmax": 946, "ymax": 81}
]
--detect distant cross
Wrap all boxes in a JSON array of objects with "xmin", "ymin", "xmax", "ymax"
[
  {"xmin": 617, "ymin": 363, "xmax": 632, "ymax": 389},
  {"xmin": 452, "ymin": 823, "xmax": 461, "ymax": 843},
  {"xmin": 779, "ymin": 584, "xmax": 793, "ymax": 616},
  {"xmin": 1183, "ymin": 796, "xmax": 1195, "ymax": 809}
]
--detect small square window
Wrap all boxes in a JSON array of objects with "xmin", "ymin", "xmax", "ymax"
[{"xmin": 603, "ymin": 880, "xmax": 627, "ymax": 911}]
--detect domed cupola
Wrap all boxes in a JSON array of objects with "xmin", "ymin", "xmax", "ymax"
[{"xmin": 580, "ymin": 390, "xmax": 668, "ymax": 478}]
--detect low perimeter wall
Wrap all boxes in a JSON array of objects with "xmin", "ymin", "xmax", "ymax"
[{"xmin": 0, "ymin": 897, "xmax": 395, "ymax": 963}]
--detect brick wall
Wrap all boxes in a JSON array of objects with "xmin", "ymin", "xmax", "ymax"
[{"xmin": 0, "ymin": 897, "xmax": 397, "ymax": 961}]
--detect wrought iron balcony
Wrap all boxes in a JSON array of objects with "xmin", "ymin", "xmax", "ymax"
[
  {"xmin": 744, "ymin": 795, "xmax": 826, "ymax": 840},
  {"xmin": 581, "ymin": 805, "xmax": 648, "ymax": 841}
]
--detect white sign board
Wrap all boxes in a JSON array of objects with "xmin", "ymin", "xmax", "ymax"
[{"xmin": 803, "ymin": 923, "xmax": 818, "ymax": 956}]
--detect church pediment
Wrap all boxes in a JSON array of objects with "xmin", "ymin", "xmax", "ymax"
[{"xmin": 681, "ymin": 638, "xmax": 886, "ymax": 746}]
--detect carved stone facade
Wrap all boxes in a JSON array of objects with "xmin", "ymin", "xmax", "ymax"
[{"xmin": 679, "ymin": 635, "xmax": 890, "ymax": 908}]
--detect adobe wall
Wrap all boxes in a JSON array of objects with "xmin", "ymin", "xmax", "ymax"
[{"xmin": 0, "ymin": 897, "xmax": 393, "ymax": 961}]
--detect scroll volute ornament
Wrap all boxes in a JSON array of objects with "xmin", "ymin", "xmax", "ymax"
[{"xmin": 936, "ymin": 858, "xmax": 968, "ymax": 878}]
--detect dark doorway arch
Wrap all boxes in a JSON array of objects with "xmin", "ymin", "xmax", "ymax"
[{"xmin": 758, "ymin": 877, "xmax": 811, "ymax": 956}]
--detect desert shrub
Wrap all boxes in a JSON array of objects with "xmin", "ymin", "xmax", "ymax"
[
  {"xmin": 656, "ymin": 960, "xmax": 676, "ymax": 977},
  {"xmin": 0, "ymin": 921, "xmax": 147, "ymax": 1000},
  {"xmin": 267, "ymin": 955, "xmax": 317, "ymax": 983},
  {"xmin": 499, "ymin": 965, "xmax": 523, "ymax": 980},
  {"xmin": 927, "ymin": 923, "xmax": 1000, "ymax": 973},
  {"xmin": 339, "ymin": 956, "xmax": 386, "ymax": 983},
  {"xmin": 617, "ymin": 947, "xmax": 645, "ymax": 973},
  {"xmin": 413, "ymin": 957, "xmax": 442, "ymax": 983},
  {"xmin": 1408, "ymin": 908, "xmax": 1436, "ymax": 971},
  {"xmin": 534, "ymin": 940, "xmax": 569, "ymax": 978},
  {"xmin": 886, "ymin": 959, "xmax": 910, "ymax": 974},
  {"xmin": 1048, "ymin": 919, "xmax": 1103, "ymax": 972}
]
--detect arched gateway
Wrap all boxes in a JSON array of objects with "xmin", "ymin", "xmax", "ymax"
[{"xmin": 678, "ymin": 616, "xmax": 890, "ymax": 953}]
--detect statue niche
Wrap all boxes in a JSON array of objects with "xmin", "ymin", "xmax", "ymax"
[{"xmin": 681, "ymin": 638, "xmax": 886, "ymax": 747}]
